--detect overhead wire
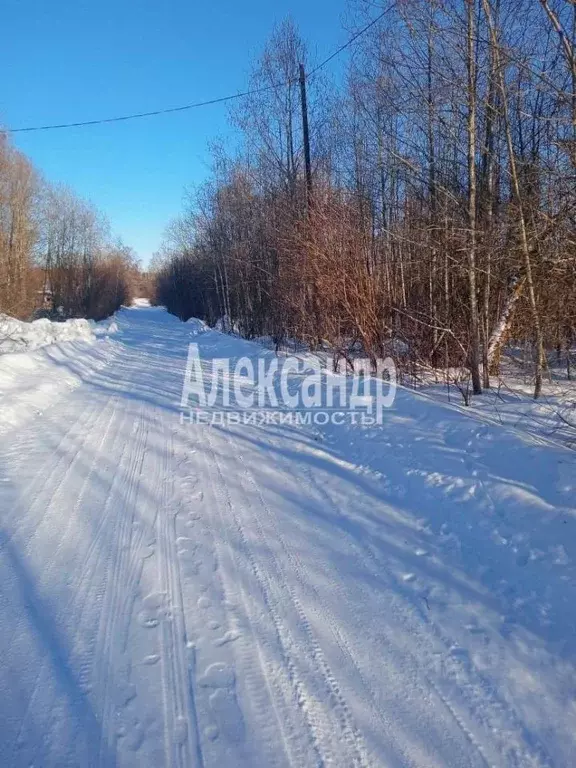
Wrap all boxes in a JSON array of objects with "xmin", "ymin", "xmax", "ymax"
[{"xmin": 1, "ymin": 10, "xmax": 389, "ymax": 134}]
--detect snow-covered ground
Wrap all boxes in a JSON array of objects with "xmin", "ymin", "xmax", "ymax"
[
  {"xmin": 0, "ymin": 304, "xmax": 575, "ymax": 767},
  {"xmin": 420, "ymin": 374, "xmax": 576, "ymax": 453},
  {"xmin": 255, "ymin": 334, "xmax": 576, "ymax": 452},
  {"xmin": 0, "ymin": 311, "xmax": 122, "ymax": 356},
  {"xmin": 0, "ymin": 314, "xmax": 96, "ymax": 355},
  {"xmin": 0, "ymin": 314, "xmax": 120, "ymax": 435}
]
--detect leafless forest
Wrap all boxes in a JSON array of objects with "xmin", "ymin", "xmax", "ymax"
[
  {"xmin": 155, "ymin": 0, "xmax": 576, "ymax": 398},
  {"xmin": 0, "ymin": 136, "xmax": 140, "ymax": 321}
]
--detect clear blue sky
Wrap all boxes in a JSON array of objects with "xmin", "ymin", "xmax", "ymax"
[{"xmin": 2, "ymin": 0, "xmax": 349, "ymax": 266}]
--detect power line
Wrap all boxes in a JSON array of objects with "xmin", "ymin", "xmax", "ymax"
[
  {"xmin": 308, "ymin": 9, "xmax": 388, "ymax": 77},
  {"xmin": 1, "ymin": 10, "xmax": 389, "ymax": 135},
  {"xmin": 3, "ymin": 87, "xmax": 277, "ymax": 134}
]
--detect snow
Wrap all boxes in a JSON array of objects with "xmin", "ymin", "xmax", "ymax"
[
  {"xmin": 417, "ymin": 376, "xmax": 576, "ymax": 453},
  {"xmin": 0, "ymin": 314, "xmax": 96, "ymax": 355},
  {"xmin": 0, "ymin": 304, "xmax": 575, "ymax": 767},
  {"xmin": 0, "ymin": 338, "xmax": 121, "ymax": 437},
  {"xmin": 93, "ymin": 318, "xmax": 120, "ymax": 337}
]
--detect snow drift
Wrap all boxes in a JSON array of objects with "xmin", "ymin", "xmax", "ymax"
[
  {"xmin": 0, "ymin": 312, "xmax": 122, "ymax": 435},
  {"xmin": 0, "ymin": 338, "xmax": 121, "ymax": 436},
  {"xmin": 0, "ymin": 314, "xmax": 95, "ymax": 355}
]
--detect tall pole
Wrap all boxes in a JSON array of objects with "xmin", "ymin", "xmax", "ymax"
[{"xmin": 299, "ymin": 63, "xmax": 313, "ymax": 212}]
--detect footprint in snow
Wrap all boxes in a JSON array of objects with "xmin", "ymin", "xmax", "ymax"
[
  {"xmin": 117, "ymin": 718, "xmax": 145, "ymax": 752},
  {"xmin": 214, "ymin": 630, "xmax": 240, "ymax": 647},
  {"xmin": 199, "ymin": 662, "xmax": 235, "ymax": 689},
  {"xmin": 209, "ymin": 688, "xmax": 245, "ymax": 744},
  {"xmin": 142, "ymin": 592, "xmax": 166, "ymax": 611},
  {"xmin": 114, "ymin": 682, "xmax": 137, "ymax": 708},
  {"xmin": 140, "ymin": 544, "xmax": 155, "ymax": 560},
  {"xmin": 138, "ymin": 593, "xmax": 167, "ymax": 628},
  {"xmin": 138, "ymin": 612, "xmax": 159, "ymax": 628}
]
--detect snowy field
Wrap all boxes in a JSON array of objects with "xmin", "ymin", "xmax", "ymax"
[{"xmin": 0, "ymin": 304, "xmax": 575, "ymax": 767}]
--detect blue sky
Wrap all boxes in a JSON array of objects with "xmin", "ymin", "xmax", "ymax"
[{"xmin": 2, "ymin": 0, "xmax": 349, "ymax": 266}]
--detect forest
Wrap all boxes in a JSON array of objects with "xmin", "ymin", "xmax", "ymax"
[
  {"xmin": 0, "ymin": 134, "xmax": 139, "ymax": 322},
  {"xmin": 155, "ymin": 0, "xmax": 576, "ymax": 399}
]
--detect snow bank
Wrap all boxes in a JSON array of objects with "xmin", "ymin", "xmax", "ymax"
[
  {"xmin": 186, "ymin": 317, "xmax": 209, "ymax": 336},
  {"xmin": 214, "ymin": 314, "xmax": 242, "ymax": 334},
  {"xmin": 0, "ymin": 314, "xmax": 95, "ymax": 355},
  {"xmin": 0, "ymin": 311, "xmax": 124, "ymax": 434},
  {"xmin": 0, "ymin": 338, "xmax": 121, "ymax": 436},
  {"xmin": 92, "ymin": 318, "xmax": 119, "ymax": 337}
]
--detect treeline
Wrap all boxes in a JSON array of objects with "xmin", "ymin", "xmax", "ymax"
[
  {"xmin": 0, "ymin": 134, "xmax": 138, "ymax": 322},
  {"xmin": 156, "ymin": 0, "xmax": 576, "ymax": 397}
]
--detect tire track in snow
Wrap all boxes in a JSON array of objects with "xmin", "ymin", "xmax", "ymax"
[
  {"xmin": 218, "ymin": 430, "xmax": 372, "ymax": 768},
  {"xmin": 156, "ymin": 417, "xmax": 203, "ymax": 768},
  {"xmin": 1, "ymin": 392, "xmax": 118, "ymax": 667},
  {"xmin": 1, "ymin": 389, "xmax": 108, "ymax": 549},
  {"xmin": 297, "ymin": 447, "xmax": 493, "ymax": 768},
  {"xmin": 112, "ymin": 404, "xmax": 179, "ymax": 762},
  {"xmin": 0, "ymin": 339, "xmax": 122, "ymax": 481},
  {"xmin": 255, "ymin": 439, "xmax": 473, "ymax": 766},
  {"xmin": 70, "ymin": 406, "xmax": 134, "ymax": 694},
  {"xmin": 237, "ymin": 423, "xmax": 491, "ymax": 767},
  {"xmin": 168, "ymin": 430, "xmax": 226, "ymax": 766},
  {"xmin": 164, "ymin": 424, "xmax": 298, "ymax": 767},
  {"xmin": 294, "ymin": 433, "xmax": 549, "ymax": 768},
  {"xmin": 205, "ymin": 425, "xmax": 363, "ymax": 768},
  {"xmin": 95, "ymin": 403, "xmax": 151, "ymax": 766},
  {"xmin": 230, "ymin": 441, "xmax": 384, "ymax": 767},
  {"xmin": 191, "ymin": 426, "xmax": 308, "ymax": 768},
  {"xmin": 8, "ymin": 394, "xmax": 125, "ymax": 766}
]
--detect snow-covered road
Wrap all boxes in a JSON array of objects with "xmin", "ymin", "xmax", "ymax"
[{"xmin": 1, "ymin": 305, "xmax": 575, "ymax": 767}]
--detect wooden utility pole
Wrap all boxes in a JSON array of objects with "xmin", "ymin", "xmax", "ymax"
[{"xmin": 299, "ymin": 63, "xmax": 313, "ymax": 211}]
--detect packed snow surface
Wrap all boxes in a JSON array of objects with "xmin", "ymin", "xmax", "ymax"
[{"xmin": 0, "ymin": 305, "xmax": 575, "ymax": 767}]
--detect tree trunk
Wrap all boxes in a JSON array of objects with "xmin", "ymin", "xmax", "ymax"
[
  {"xmin": 467, "ymin": 0, "xmax": 483, "ymax": 395},
  {"xmin": 483, "ymin": 0, "xmax": 546, "ymax": 398}
]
